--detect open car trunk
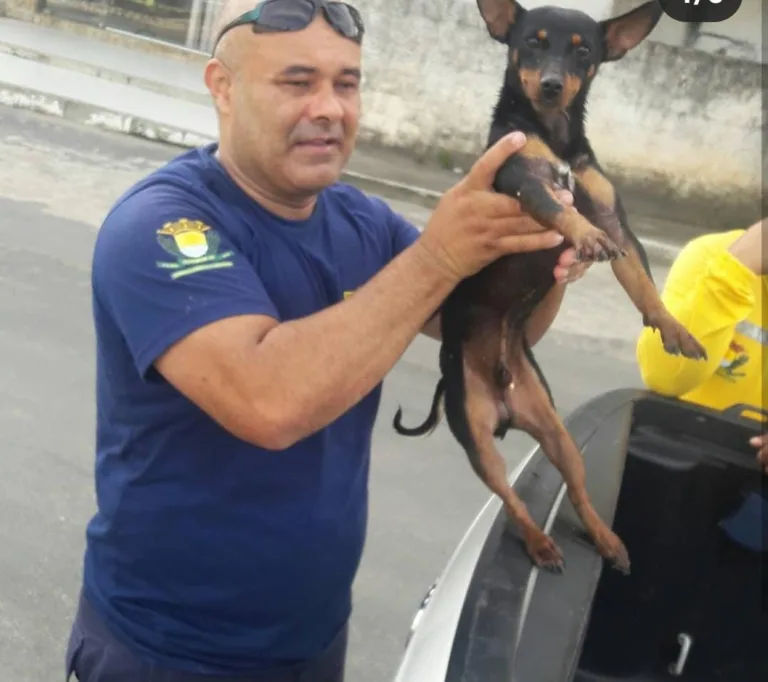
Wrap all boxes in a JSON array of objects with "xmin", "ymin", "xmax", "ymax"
[
  {"xmin": 575, "ymin": 398, "xmax": 766, "ymax": 681},
  {"xmin": 431, "ymin": 389, "xmax": 766, "ymax": 682}
]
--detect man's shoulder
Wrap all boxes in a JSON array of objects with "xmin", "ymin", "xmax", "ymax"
[
  {"xmin": 91, "ymin": 146, "xmax": 236, "ymax": 288},
  {"xmin": 322, "ymin": 182, "xmax": 420, "ymax": 242},
  {"xmin": 322, "ymin": 182, "xmax": 421, "ymax": 262},
  {"xmin": 99, "ymin": 146, "xmax": 221, "ymax": 238}
]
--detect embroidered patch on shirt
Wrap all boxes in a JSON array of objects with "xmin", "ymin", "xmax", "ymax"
[{"xmin": 155, "ymin": 219, "xmax": 234, "ymax": 280}]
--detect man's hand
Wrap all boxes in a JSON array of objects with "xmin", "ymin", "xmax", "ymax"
[
  {"xmin": 749, "ymin": 434, "xmax": 768, "ymax": 474},
  {"xmin": 729, "ymin": 219, "xmax": 766, "ymax": 275},
  {"xmin": 417, "ymin": 132, "xmax": 566, "ymax": 281}
]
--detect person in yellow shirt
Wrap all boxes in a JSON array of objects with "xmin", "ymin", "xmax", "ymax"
[{"xmin": 636, "ymin": 219, "xmax": 766, "ymax": 474}]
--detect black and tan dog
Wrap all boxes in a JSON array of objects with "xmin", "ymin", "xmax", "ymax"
[{"xmin": 394, "ymin": 0, "xmax": 707, "ymax": 575}]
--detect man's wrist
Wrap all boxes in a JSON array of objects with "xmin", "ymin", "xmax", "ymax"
[{"xmin": 408, "ymin": 238, "xmax": 462, "ymax": 290}]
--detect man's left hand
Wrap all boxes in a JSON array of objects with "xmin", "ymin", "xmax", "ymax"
[{"xmin": 749, "ymin": 434, "xmax": 768, "ymax": 474}]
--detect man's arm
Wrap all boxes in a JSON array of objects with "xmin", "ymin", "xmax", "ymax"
[
  {"xmin": 155, "ymin": 240, "xmax": 454, "ymax": 449},
  {"xmin": 104, "ymin": 131, "xmax": 566, "ymax": 451},
  {"xmin": 636, "ymin": 222, "xmax": 763, "ymax": 397},
  {"xmin": 524, "ymin": 283, "xmax": 567, "ymax": 347},
  {"xmin": 524, "ymin": 246, "xmax": 596, "ymax": 346},
  {"xmin": 94, "ymin": 188, "xmax": 457, "ymax": 451}
]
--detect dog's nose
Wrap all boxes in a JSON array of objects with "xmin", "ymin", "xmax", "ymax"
[{"xmin": 540, "ymin": 77, "xmax": 563, "ymax": 99}]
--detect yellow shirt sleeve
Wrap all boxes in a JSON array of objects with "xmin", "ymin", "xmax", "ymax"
[{"xmin": 636, "ymin": 231, "xmax": 758, "ymax": 397}]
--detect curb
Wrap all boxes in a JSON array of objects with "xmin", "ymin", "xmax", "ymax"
[
  {"xmin": 0, "ymin": 82, "xmax": 683, "ymax": 263},
  {"xmin": 0, "ymin": 40, "xmax": 211, "ymax": 106},
  {"xmin": 632, "ymin": 236, "xmax": 681, "ymax": 264},
  {"xmin": 0, "ymin": 82, "xmax": 215, "ymax": 148},
  {"xmin": 0, "ymin": 81, "xmax": 443, "ymax": 199},
  {"xmin": 337, "ymin": 170, "xmax": 444, "ymax": 202}
]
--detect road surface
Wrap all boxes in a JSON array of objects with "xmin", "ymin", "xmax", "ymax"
[{"xmin": 0, "ymin": 105, "xmax": 666, "ymax": 682}]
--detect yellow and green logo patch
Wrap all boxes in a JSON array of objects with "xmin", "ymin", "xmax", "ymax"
[{"xmin": 155, "ymin": 219, "xmax": 234, "ymax": 280}]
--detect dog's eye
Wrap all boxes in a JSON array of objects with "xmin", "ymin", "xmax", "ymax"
[
  {"xmin": 575, "ymin": 45, "xmax": 590, "ymax": 58},
  {"xmin": 526, "ymin": 35, "xmax": 543, "ymax": 48}
]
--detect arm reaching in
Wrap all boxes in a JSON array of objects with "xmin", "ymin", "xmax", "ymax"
[
  {"xmin": 749, "ymin": 435, "xmax": 768, "ymax": 475},
  {"xmin": 524, "ymin": 193, "xmax": 594, "ymax": 347},
  {"xmin": 635, "ymin": 219, "xmax": 765, "ymax": 397}
]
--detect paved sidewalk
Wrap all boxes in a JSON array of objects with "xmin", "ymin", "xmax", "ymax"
[
  {"xmin": 0, "ymin": 17, "xmax": 209, "ymax": 98},
  {"xmin": 0, "ymin": 16, "xmax": 714, "ymax": 259},
  {"xmin": 0, "ymin": 17, "xmax": 457, "ymax": 194}
]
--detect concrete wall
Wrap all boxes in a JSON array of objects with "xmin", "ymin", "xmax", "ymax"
[
  {"xmin": 613, "ymin": 0, "xmax": 764, "ymax": 62},
  {"xmin": 353, "ymin": 0, "xmax": 764, "ymax": 225},
  {"xmin": 3, "ymin": 0, "xmax": 764, "ymax": 226}
]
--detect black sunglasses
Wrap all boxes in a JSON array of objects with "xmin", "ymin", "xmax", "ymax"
[{"xmin": 212, "ymin": 0, "xmax": 365, "ymax": 53}]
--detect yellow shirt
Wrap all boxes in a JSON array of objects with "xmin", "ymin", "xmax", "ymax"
[{"xmin": 636, "ymin": 229, "xmax": 767, "ymax": 422}]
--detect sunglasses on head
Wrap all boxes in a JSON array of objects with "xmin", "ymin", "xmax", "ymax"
[{"xmin": 212, "ymin": 0, "xmax": 365, "ymax": 53}]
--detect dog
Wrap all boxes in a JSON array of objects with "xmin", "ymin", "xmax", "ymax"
[{"xmin": 393, "ymin": 0, "xmax": 707, "ymax": 575}]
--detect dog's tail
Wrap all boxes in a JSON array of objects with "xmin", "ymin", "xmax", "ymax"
[{"xmin": 393, "ymin": 378, "xmax": 445, "ymax": 437}]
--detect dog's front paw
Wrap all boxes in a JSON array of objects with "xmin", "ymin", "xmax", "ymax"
[
  {"xmin": 645, "ymin": 312, "xmax": 708, "ymax": 360},
  {"xmin": 565, "ymin": 215, "xmax": 625, "ymax": 263},
  {"xmin": 594, "ymin": 529, "xmax": 631, "ymax": 575},
  {"xmin": 524, "ymin": 529, "xmax": 565, "ymax": 573}
]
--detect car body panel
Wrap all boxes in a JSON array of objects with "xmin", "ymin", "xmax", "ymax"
[{"xmin": 392, "ymin": 388, "xmax": 764, "ymax": 682}]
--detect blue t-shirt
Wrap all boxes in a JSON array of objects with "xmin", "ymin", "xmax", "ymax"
[{"xmin": 82, "ymin": 143, "xmax": 421, "ymax": 674}]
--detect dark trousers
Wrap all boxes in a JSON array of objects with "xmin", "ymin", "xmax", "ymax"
[{"xmin": 65, "ymin": 592, "xmax": 348, "ymax": 682}]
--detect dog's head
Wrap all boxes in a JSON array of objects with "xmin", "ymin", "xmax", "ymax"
[{"xmin": 477, "ymin": 0, "xmax": 663, "ymax": 116}]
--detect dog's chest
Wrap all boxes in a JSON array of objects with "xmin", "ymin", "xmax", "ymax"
[{"xmin": 545, "ymin": 114, "xmax": 571, "ymax": 153}]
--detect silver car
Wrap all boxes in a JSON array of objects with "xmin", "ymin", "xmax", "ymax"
[{"xmin": 392, "ymin": 388, "xmax": 766, "ymax": 682}]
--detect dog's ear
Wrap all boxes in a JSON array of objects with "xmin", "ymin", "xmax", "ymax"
[
  {"xmin": 477, "ymin": 0, "xmax": 526, "ymax": 43},
  {"xmin": 599, "ymin": 0, "xmax": 663, "ymax": 61}
]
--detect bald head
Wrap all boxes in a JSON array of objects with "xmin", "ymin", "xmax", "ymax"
[
  {"xmin": 203, "ymin": 0, "xmax": 363, "ymax": 215},
  {"xmin": 214, "ymin": 0, "xmax": 254, "ymax": 32},
  {"xmin": 211, "ymin": 0, "xmax": 261, "ymax": 65}
]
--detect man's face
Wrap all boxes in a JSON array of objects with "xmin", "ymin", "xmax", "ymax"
[{"xmin": 208, "ymin": 15, "xmax": 362, "ymax": 198}]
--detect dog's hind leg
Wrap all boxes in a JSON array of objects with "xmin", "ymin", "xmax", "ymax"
[
  {"xmin": 502, "ymin": 329, "xmax": 631, "ymax": 574},
  {"xmin": 443, "ymin": 316, "xmax": 565, "ymax": 572}
]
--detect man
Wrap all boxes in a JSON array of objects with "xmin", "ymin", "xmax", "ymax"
[
  {"xmin": 65, "ymin": 1, "xmax": 589, "ymax": 680},
  {"xmin": 636, "ymin": 218, "xmax": 766, "ymax": 474}
]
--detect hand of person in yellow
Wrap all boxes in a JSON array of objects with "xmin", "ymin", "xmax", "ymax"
[{"xmin": 749, "ymin": 434, "xmax": 768, "ymax": 474}]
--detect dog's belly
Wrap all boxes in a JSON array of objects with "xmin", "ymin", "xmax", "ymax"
[{"xmin": 457, "ymin": 246, "xmax": 564, "ymax": 324}]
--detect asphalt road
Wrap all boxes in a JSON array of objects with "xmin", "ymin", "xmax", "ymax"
[{"xmin": 0, "ymin": 105, "xmax": 670, "ymax": 682}]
